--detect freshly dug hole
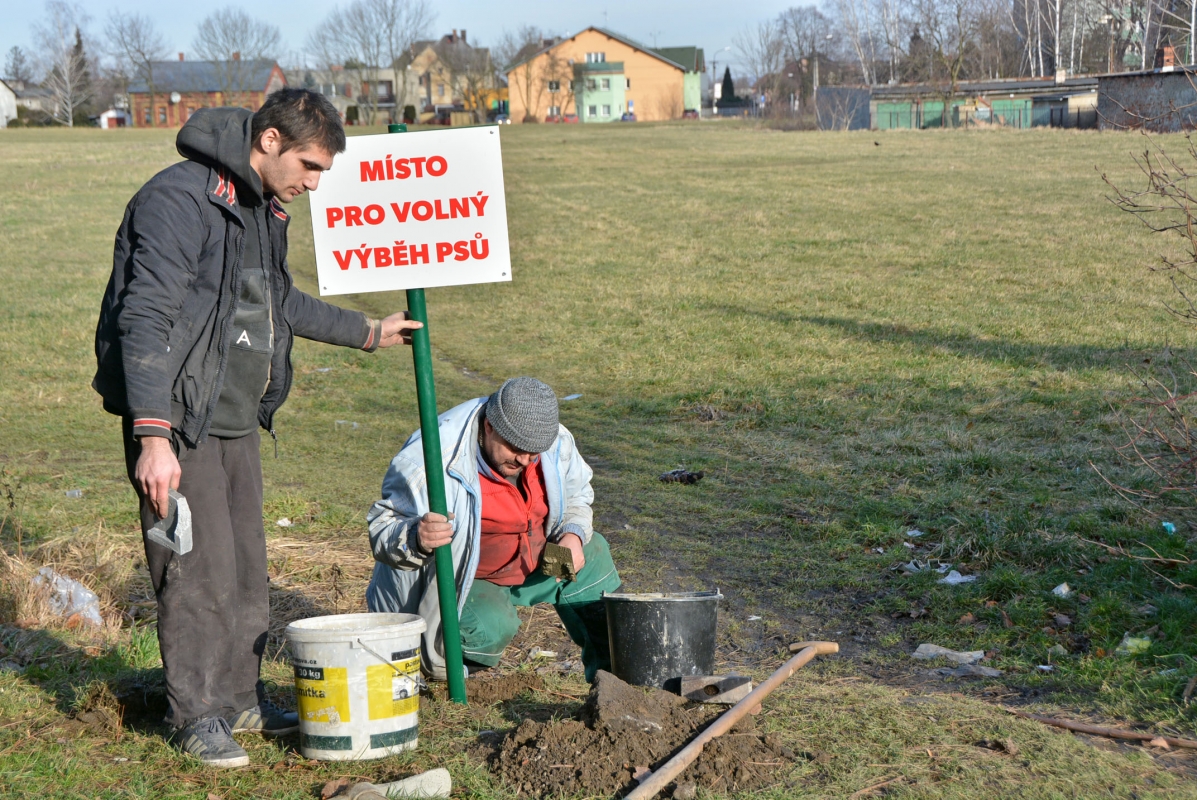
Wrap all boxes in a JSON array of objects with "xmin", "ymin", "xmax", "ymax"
[{"xmin": 488, "ymin": 670, "xmax": 791, "ymax": 798}]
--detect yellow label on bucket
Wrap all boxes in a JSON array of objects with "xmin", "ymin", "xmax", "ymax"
[
  {"xmin": 295, "ymin": 665, "xmax": 351, "ymax": 724},
  {"xmin": 366, "ymin": 657, "xmax": 420, "ymax": 720}
]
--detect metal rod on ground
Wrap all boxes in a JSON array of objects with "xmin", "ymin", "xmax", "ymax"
[
  {"xmin": 625, "ymin": 641, "xmax": 839, "ymax": 800},
  {"xmin": 390, "ymin": 121, "xmax": 467, "ymax": 706}
]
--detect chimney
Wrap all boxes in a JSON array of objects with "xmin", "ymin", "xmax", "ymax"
[
  {"xmin": 232, "ymin": 51, "xmax": 241, "ymax": 62},
  {"xmin": 178, "ymin": 52, "xmax": 184, "ymax": 61},
  {"xmin": 461, "ymin": 29, "xmax": 466, "ymax": 43},
  {"xmin": 451, "ymin": 29, "xmax": 457, "ymax": 42}
]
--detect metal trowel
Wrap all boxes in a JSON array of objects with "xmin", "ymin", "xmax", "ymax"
[{"xmin": 146, "ymin": 489, "xmax": 193, "ymax": 555}]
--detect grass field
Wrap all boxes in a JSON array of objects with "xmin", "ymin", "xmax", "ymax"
[{"xmin": 4, "ymin": 121, "xmax": 1197, "ymax": 798}]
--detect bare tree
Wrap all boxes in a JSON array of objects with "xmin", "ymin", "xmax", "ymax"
[
  {"xmin": 913, "ymin": 0, "xmax": 982, "ymax": 124},
  {"xmin": 440, "ymin": 40, "xmax": 498, "ymax": 122},
  {"xmin": 374, "ymin": 0, "xmax": 434, "ymax": 121},
  {"xmin": 192, "ymin": 8, "xmax": 281, "ymax": 107},
  {"xmin": 496, "ymin": 26, "xmax": 547, "ymax": 122},
  {"xmin": 835, "ymin": 0, "xmax": 879, "ymax": 83},
  {"xmin": 309, "ymin": 0, "xmax": 432, "ymax": 125},
  {"xmin": 105, "ymin": 11, "xmax": 167, "ymax": 127},
  {"xmin": 34, "ymin": 1, "xmax": 93, "ymax": 126},
  {"xmin": 735, "ymin": 20, "xmax": 786, "ymax": 115}
]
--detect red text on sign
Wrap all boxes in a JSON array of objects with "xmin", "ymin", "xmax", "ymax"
[
  {"xmin": 326, "ymin": 192, "xmax": 489, "ymax": 228},
  {"xmin": 332, "ymin": 233, "xmax": 488, "ymax": 270},
  {"xmin": 360, "ymin": 155, "xmax": 448, "ymax": 182}
]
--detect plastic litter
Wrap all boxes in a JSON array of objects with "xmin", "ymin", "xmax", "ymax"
[
  {"xmin": 315, "ymin": 367, "xmax": 333, "ymax": 373},
  {"xmin": 335, "ymin": 420, "xmax": 360, "ymax": 430},
  {"xmin": 1037, "ymin": 664, "xmax": 1054, "ymax": 672},
  {"xmin": 1051, "ymin": 582, "xmax": 1072, "ymax": 598},
  {"xmin": 933, "ymin": 663, "xmax": 1003, "ymax": 678},
  {"xmin": 64, "ymin": 489, "xmax": 83, "ymax": 499},
  {"xmin": 747, "ymin": 615, "xmax": 762, "ymax": 621},
  {"xmin": 562, "ymin": 393, "xmax": 583, "ymax": 401},
  {"xmin": 276, "ymin": 518, "xmax": 293, "ymax": 528},
  {"xmin": 344, "ymin": 768, "xmax": 452, "ymax": 799},
  {"xmin": 1163, "ymin": 521, "xmax": 1177, "ymax": 535},
  {"xmin": 1159, "ymin": 668, "xmax": 1180, "ymax": 676},
  {"xmin": 903, "ymin": 541, "xmax": 916, "ymax": 549},
  {"xmin": 32, "ymin": 567, "xmax": 103, "ymax": 628},
  {"xmin": 1115, "ymin": 633, "xmax": 1152, "ymax": 656},
  {"xmin": 528, "ymin": 647, "xmax": 557, "ymax": 660},
  {"xmin": 906, "ymin": 529, "xmax": 926, "ymax": 537},
  {"xmin": 872, "ymin": 547, "xmax": 885, "ymax": 554},
  {"xmin": 897, "ymin": 559, "xmax": 951, "ymax": 574},
  {"xmin": 938, "ymin": 570, "xmax": 978, "ymax": 585},
  {"xmin": 912, "ymin": 643, "xmax": 985, "ymax": 664}
]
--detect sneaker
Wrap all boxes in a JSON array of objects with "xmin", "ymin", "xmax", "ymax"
[
  {"xmin": 177, "ymin": 717, "xmax": 249, "ymax": 768},
  {"xmin": 226, "ymin": 698, "xmax": 299, "ymax": 736}
]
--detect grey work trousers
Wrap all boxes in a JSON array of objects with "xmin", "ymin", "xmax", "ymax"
[{"xmin": 123, "ymin": 420, "xmax": 269, "ymax": 727}]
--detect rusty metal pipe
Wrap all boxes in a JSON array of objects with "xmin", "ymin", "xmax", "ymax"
[{"xmin": 624, "ymin": 641, "xmax": 839, "ymax": 800}]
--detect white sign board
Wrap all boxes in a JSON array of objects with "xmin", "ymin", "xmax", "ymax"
[{"xmin": 310, "ymin": 126, "xmax": 511, "ymax": 296}]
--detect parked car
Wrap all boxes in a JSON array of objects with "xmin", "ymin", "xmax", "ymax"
[
  {"xmin": 619, "ymin": 112, "xmax": 637, "ymax": 122},
  {"xmin": 562, "ymin": 113, "xmax": 579, "ymax": 123},
  {"xmin": 682, "ymin": 109, "xmax": 699, "ymax": 120},
  {"xmin": 494, "ymin": 114, "xmax": 511, "ymax": 124}
]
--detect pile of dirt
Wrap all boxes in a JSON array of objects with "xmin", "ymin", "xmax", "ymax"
[
  {"xmin": 468, "ymin": 672, "xmax": 545, "ymax": 705},
  {"xmin": 489, "ymin": 671, "xmax": 791, "ymax": 798}
]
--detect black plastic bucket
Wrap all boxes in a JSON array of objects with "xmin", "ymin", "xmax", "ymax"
[{"xmin": 604, "ymin": 591, "xmax": 722, "ymax": 689}]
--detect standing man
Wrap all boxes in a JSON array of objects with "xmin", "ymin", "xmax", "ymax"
[
  {"xmin": 93, "ymin": 89, "xmax": 422, "ymax": 768},
  {"xmin": 366, "ymin": 377, "xmax": 622, "ymax": 684}
]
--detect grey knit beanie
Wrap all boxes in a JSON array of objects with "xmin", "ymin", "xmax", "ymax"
[{"xmin": 484, "ymin": 377, "xmax": 559, "ymax": 453}]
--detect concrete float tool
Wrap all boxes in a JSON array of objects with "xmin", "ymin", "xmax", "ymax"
[{"xmin": 624, "ymin": 640, "xmax": 840, "ymax": 800}]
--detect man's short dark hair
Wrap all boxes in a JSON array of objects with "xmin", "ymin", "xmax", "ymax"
[{"xmin": 252, "ymin": 88, "xmax": 346, "ymax": 155}]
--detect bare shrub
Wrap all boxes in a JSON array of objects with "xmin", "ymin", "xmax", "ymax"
[{"xmin": 1104, "ymin": 135, "xmax": 1197, "ymax": 515}]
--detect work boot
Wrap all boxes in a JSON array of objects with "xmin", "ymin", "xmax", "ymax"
[
  {"xmin": 226, "ymin": 697, "xmax": 299, "ymax": 736},
  {"xmin": 176, "ymin": 716, "xmax": 250, "ymax": 768}
]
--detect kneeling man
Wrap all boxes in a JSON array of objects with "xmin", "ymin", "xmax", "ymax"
[{"xmin": 366, "ymin": 377, "xmax": 621, "ymax": 682}]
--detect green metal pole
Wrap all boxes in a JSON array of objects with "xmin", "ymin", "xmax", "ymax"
[{"xmin": 389, "ymin": 122, "xmax": 468, "ymax": 705}]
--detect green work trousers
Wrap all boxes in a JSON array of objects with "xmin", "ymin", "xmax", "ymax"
[{"xmin": 459, "ymin": 532, "xmax": 621, "ymax": 682}]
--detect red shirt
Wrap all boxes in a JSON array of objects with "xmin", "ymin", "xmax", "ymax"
[{"xmin": 475, "ymin": 459, "xmax": 549, "ymax": 585}]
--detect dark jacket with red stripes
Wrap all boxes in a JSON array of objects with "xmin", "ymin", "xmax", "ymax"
[{"xmin": 93, "ymin": 108, "xmax": 381, "ymax": 445}]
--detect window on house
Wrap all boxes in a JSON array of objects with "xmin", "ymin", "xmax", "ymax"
[
  {"xmin": 158, "ymin": 106, "xmax": 166, "ymax": 124},
  {"xmin": 548, "ymin": 105, "xmax": 561, "ymax": 116},
  {"xmin": 586, "ymin": 79, "xmax": 597, "ymax": 90},
  {"xmin": 143, "ymin": 107, "xmax": 151, "ymax": 125},
  {"xmin": 548, "ymin": 80, "xmax": 560, "ymax": 93},
  {"xmin": 585, "ymin": 52, "xmax": 606, "ymax": 63},
  {"xmin": 626, "ymin": 78, "xmax": 631, "ymax": 89},
  {"xmin": 437, "ymin": 83, "xmax": 445, "ymax": 97},
  {"xmin": 601, "ymin": 78, "xmax": 610, "ymax": 90},
  {"xmin": 602, "ymin": 104, "xmax": 611, "ymax": 116},
  {"xmin": 588, "ymin": 105, "xmax": 597, "ymax": 117}
]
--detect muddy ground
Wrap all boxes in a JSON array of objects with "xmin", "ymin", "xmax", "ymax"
[{"xmin": 478, "ymin": 670, "xmax": 790, "ymax": 799}]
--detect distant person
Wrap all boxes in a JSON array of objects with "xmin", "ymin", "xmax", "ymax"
[
  {"xmin": 366, "ymin": 377, "xmax": 622, "ymax": 683},
  {"xmin": 92, "ymin": 89, "xmax": 422, "ymax": 768}
]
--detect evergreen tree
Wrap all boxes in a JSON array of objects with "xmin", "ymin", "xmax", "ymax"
[
  {"xmin": 720, "ymin": 66, "xmax": 738, "ymax": 104},
  {"xmin": 69, "ymin": 28, "xmax": 94, "ymax": 125}
]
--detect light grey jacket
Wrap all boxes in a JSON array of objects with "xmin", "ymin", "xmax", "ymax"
[{"xmin": 365, "ymin": 397, "xmax": 594, "ymax": 679}]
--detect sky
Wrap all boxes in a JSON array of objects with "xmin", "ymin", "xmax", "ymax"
[{"xmin": 3, "ymin": 0, "xmax": 791, "ymax": 77}]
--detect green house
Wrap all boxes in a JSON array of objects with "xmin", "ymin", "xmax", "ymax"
[{"xmin": 575, "ymin": 61, "xmax": 627, "ymax": 122}]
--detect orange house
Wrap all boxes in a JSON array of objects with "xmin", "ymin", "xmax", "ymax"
[
  {"xmin": 505, "ymin": 27, "xmax": 703, "ymax": 123},
  {"xmin": 128, "ymin": 56, "xmax": 286, "ymax": 128}
]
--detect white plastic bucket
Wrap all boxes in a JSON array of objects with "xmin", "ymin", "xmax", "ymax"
[{"xmin": 285, "ymin": 612, "xmax": 426, "ymax": 761}]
